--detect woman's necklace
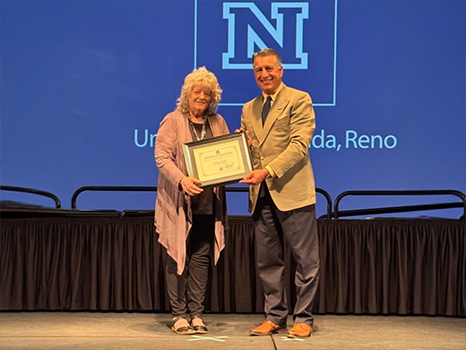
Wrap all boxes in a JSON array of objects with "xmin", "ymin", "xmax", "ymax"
[{"xmin": 188, "ymin": 116, "xmax": 207, "ymax": 141}]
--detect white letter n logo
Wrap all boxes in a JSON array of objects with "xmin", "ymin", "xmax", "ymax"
[{"xmin": 223, "ymin": 2, "xmax": 309, "ymax": 69}]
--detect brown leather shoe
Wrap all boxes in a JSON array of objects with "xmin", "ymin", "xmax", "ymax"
[
  {"xmin": 249, "ymin": 320, "xmax": 284, "ymax": 336},
  {"xmin": 286, "ymin": 323, "xmax": 313, "ymax": 338}
]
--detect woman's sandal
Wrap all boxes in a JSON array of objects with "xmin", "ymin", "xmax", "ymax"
[
  {"xmin": 171, "ymin": 317, "xmax": 196, "ymax": 335},
  {"xmin": 191, "ymin": 316, "xmax": 208, "ymax": 334}
]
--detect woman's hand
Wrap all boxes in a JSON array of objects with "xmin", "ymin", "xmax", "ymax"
[{"xmin": 180, "ymin": 177, "xmax": 203, "ymax": 196}]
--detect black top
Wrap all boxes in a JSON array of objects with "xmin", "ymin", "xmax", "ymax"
[{"xmin": 188, "ymin": 119, "xmax": 214, "ymax": 215}]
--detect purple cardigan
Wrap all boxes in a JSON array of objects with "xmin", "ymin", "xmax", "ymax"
[{"xmin": 154, "ymin": 109, "xmax": 229, "ymax": 274}]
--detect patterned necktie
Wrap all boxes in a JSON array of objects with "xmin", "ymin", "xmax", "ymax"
[{"xmin": 261, "ymin": 95, "xmax": 272, "ymax": 125}]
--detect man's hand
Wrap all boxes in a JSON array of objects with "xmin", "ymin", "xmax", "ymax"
[
  {"xmin": 240, "ymin": 169, "xmax": 269, "ymax": 185},
  {"xmin": 180, "ymin": 177, "xmax": 203, "ymax": 196},
  {"xmin": 234, "ymin": 128, "xmax": 252, "ymax": 147}
]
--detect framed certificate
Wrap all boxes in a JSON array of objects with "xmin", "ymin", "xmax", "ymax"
[{"xmin": 183, "ymin": 132, "xmax": 253, "ymax": 188}]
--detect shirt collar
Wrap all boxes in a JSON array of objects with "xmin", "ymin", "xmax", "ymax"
[{"xmin": 262, "ymin": 82, "xmax": 284, "ymax": 104}]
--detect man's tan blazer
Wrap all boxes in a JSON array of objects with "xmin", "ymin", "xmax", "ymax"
[{"xmin": 241, "ymin": 84, "xmax": 316, "ymax": 213}]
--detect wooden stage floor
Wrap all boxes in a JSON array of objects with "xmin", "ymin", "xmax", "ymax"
[{"xmin": 0, "ymin": 312, "xmax": 465, "ymax": 350}]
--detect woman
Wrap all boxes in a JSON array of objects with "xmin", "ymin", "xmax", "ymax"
[{"xmin": 154, "ymin": 67, "xmax": 229, "ymax": 335}]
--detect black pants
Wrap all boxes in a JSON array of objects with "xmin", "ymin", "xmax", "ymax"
[
  {"xmin": 253, "ymin": 185, "xmax": 320, "ymax": 327},
  {"xmin": 165, "ymin": 214, "xmax": 214, "ymax": 320}
]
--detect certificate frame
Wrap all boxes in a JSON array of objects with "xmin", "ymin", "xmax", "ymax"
[{"xmin": 183, "ymin": 132, "xmax": 253, "ymax": 188}]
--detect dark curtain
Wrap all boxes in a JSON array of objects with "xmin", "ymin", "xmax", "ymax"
[{"xmin": 1, "ymin": 216, "xmax": 465, "ymax": 316}]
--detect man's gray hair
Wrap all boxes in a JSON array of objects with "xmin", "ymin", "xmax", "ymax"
[{"xmin": 252, "ymin": 48, "xmax": 283, "ymax": 68}]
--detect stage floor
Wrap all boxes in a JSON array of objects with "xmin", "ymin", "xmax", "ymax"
[{"xmin": 0, "ymin": 313, "xmax": 465, "ymax": 350}]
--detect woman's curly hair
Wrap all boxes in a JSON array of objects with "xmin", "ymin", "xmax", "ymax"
[{"xmin": 176, "ymin": 66, "xmax": 223, "ymax": 116}]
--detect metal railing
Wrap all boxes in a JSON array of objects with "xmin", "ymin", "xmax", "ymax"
[
  {"xmin": 71, "ymin": 185, "xmax": 333, "ymax": 219},
  {"xmin": 5, "ymin": 185, "xmax": 463, "ymax": 220},
  {"xmin": 333, "ymin": 190, "xmax": 466, "ymax": 220},
  {"xmin": 0, "ymin": 185, "xmax": 61, "ymax": 208},
  {"xmin": 71, "ymin": 186, "xmax": 158, "ymax": 209}
]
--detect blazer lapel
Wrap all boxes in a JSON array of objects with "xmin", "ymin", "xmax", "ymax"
[
  {"xmin": 256, "ymin": 87, "xmax": 290, "ymax": 146},
  {"xmin": 251, "ymin": 96, "xmax": 265, "ymax": 144}
]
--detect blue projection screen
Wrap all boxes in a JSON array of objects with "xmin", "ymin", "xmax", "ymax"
[{"xmin": 1, "ymin": 0, "xmax": 465, "ymax": 218}]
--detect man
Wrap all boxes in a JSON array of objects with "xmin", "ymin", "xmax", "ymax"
[{"xmin": 239, "ymin": 48, "xmax": 320, "ymax": 339}]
